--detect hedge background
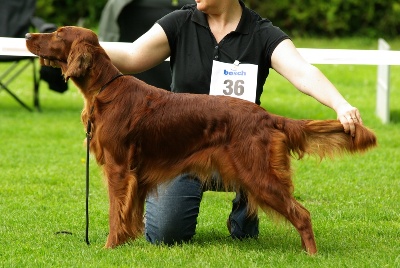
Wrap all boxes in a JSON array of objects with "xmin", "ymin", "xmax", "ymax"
[{"xmin": 34, "ymin": 0, "xmax": 400, "ymax": 38}]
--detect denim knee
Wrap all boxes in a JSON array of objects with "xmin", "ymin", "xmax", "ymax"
[{"xmin": 145, "ymin": 174, "xmax": 203, "ymax": 245}]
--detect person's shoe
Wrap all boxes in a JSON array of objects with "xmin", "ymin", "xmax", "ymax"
[{"xmin": 227, "ymin": 192, "xmax": 259, "ymax": 239}]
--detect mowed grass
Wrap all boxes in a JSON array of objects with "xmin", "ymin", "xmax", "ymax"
[{"xmin": 0, "ymin": 38, "xmax": 399, "ymax": 267}]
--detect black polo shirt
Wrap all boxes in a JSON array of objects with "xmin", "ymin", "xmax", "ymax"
[{"xmin": 157, "ymin": 0, "xmax": 289, "ymax": 105}]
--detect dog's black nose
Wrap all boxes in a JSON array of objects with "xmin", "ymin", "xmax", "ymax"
[{"xmin": 25, "ymin": 33, "xmax": 32, "ymax": 40}]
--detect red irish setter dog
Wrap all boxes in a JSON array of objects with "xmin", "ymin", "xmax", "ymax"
[{"xmin": 26, "ymin": 26, "xmax": 377, "ymax": 255}]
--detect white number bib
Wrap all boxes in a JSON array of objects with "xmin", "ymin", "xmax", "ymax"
[{"xmin": 209, "ymin": 60, "xmax": 258, "ymax": 103}]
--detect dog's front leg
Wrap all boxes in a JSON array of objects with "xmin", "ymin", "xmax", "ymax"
[{"xmin": 102, "ymin": 160, "xmax": 143, "ymax": 248}]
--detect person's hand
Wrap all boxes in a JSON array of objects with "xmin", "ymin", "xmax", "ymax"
[
  {"xmin": 39, "ymin": 57, "xmax": 60, "ymax": 68},
  {"xmin": 335, "ymin": 102, "xmax": 363, "ymax": 137}
]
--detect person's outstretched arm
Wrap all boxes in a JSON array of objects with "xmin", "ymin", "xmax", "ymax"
[{"xmin": 271, "ymin": 39, "xmax": 362, "ymax": 136}]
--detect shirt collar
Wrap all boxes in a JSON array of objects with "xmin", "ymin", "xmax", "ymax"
[{"xmin": 192, "ymin": 0, "xmax": 251, "ymax": 35}]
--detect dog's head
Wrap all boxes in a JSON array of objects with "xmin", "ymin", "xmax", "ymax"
[{"xmin": 26, "ymin": 26, "xmax": 100, "ymax": 81}]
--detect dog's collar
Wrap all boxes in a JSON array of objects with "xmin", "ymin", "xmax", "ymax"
[
  {"xmin": 98, "ymin": 73, "xmax": 124, "ymax": 94},
  {"xmin": 88, "ymin": 73, "xmax": 124, "ymax": 117}
]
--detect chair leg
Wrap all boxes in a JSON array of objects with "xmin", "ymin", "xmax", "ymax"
[
  {"xmin": 32, "ymin": 58, "xmax": 41, "ymax": 111},
  {"xmin": 0, "ymin": 81, "xmax": 33, "ymax": 111},
  {"xmin": 0, "ymin": 58, "xmax": 41, "ymax": 112}
]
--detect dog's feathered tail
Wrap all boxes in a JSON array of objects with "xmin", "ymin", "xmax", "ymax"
[{"xmin": 273, "ymin": 116, "xmax": 377, "ymax": 160}]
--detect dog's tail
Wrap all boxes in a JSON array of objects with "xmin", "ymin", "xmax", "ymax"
[{"xmin": 273, "ymin": 116, "xmax": 377, "ymax": 159}]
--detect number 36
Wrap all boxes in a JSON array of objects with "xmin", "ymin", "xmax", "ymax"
[{"xmin": 223, "ymin": 80, "xmax": 244, "ymax": 96}]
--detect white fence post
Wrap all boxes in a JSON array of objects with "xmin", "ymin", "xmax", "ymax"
[{"xmin": 376, "ymin": 38, "xmax": 391, "ymax": 123}]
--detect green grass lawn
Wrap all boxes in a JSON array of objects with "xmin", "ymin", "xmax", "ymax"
[{"xmin": 0, "ymin": 37, "xmax": 399, "ymax": 267}]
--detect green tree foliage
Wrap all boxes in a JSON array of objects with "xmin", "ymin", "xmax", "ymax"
[
  {"xmin": 35, "ymin": 0, "xmax": 108, "ymax": 28},
  {"xmin": 246, "ymin": 0, "xmax": 400, "ymax": 38},
  {"xmin": 35, "ymin": 0, "xmax": 399, "ymax": 37}
]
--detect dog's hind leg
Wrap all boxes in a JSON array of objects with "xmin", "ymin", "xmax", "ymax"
[
  {"xmin": 270, "ymin": 194, "xmax": 317, "ymax": 255},
  {"xmin": 227, "ymin": 139, "xmax": 317, "ymax": 254},
  {"xmin": 245, "ymin": 174, "xmax": 317, "ymax": 255}
]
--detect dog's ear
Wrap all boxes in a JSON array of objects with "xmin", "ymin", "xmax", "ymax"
[{"xmin": 63, "ymin": 41, "xmax": 93, "ymax": 81}]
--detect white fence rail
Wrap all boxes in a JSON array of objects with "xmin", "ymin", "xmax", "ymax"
[{"xmin": 1, "ymin": 37, "xmax": 399, "ymax": 123}]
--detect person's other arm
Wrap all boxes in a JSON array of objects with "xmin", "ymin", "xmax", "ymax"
[
  {"xmin": 271, "ymin": 39, "xmax": 362, "ymax": 136},
  {"xmin": 101, "ymin": 23, "xmax": 171, "ymax": 74}
]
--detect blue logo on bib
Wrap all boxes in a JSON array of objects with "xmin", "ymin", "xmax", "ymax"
[{"xmin": 224, "ymin": 70, "xmax": 246, "ymax": 76}]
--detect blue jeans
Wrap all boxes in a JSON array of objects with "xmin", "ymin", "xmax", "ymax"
[{"xmin": 145, "ymin": 174, "xmax": 259, "ymax": 245}]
